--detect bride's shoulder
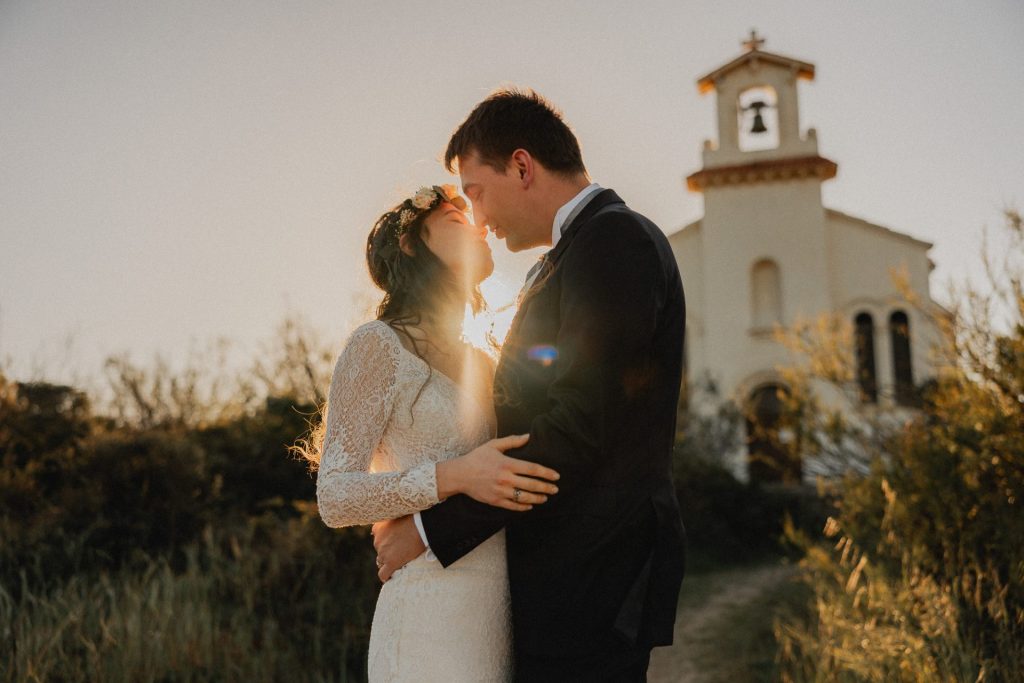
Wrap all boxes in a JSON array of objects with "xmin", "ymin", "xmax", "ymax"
[
  {"xmin": 349, "ymin": 318, "xmax": 392, "ymax": 338},
  {"xmin": 341, "ymin": 320, "xmax": 403, "ymax": 357}
]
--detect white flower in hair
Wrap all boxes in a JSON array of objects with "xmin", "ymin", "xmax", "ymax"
[
  {"xmin": 398, "ymin": 208, "xmax": 416, "ymax": 227},
  {"xmin": 439, "ymin": 184, "xmax": 468, "ymax": 211},
  {"xmin": 411, "ymin": 187, "xmax": 437, "ymax": 210}
]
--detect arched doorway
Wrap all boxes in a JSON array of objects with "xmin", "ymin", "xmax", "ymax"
[{"xmin": 745, "ymin": 383, "xmax": 801, "ymax": 484}]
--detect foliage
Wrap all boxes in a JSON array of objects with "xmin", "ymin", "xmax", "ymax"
[
  {"xmin": 774, "ymin": 209, "xmax": 1024, "ymax": 682},
  {"xmin": 0, "ymin": 314, "xmax": 380, "ymax": 681},
  {"xmin": 672, "ymin": 402, "xmax": 834, "ymax": 569},
  {"xmin": 1, "ymin": 512, "xmax": 378, "ymax": 682}
]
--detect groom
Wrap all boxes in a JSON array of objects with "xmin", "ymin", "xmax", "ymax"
[{"xmin": 373, "ymin": 89, "xmax": 687, "ymax": 680}]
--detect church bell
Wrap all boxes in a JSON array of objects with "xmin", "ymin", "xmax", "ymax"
[{"xmin": 748, "ymin": 100, "xmax": 768, "ymax": 134}]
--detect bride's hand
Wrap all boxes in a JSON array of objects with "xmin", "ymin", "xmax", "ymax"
[{"xmin": 436, "ymin": 434, "xmax": 560, "ymax": 511}]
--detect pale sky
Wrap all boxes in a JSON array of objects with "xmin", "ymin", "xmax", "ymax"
[{"xmin": 2, "ymin": 0, "xmax": 1022, "ymax": 387}]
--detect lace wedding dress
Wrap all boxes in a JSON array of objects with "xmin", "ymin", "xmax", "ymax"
[{"xmin": 316, "ymin": 320, "xmax": 512, "ymax": 682}]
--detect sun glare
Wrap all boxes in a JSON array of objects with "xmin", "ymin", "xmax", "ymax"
[{"xmin": 461, "ymin": 276, "xmax": 520, "ymax": 352}]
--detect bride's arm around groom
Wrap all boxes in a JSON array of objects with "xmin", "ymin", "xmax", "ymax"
[{"xmin": 374, "ymin": 88, "xmax": 687, "ymax": 678}]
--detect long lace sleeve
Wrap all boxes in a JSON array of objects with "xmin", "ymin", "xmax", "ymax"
[{"xmin": 316, "ymin": 322, "xmax": 440, "ymax": 527}]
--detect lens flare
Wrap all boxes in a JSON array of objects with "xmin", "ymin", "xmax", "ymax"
[{"xmin": 527, "ymin": 345, "xmax": 558, "ymax": 367}]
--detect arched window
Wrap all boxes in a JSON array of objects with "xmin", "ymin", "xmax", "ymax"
[
  {"xmin": 854, "ymin": 312, "xmax": 878, "ymax": 403},
  {"xmin": 751, "ymin": 259, "xmax": 782, "ymax": 329},
  {"xmin": 745, "ymin": 383, "xmax": 801, "ymax": 484},
  {"xmin": 737, "ymin": 86, "xmax": 780, "ymax": 152},
  {"xmin": 889, "ymin": 310, "xmax": 915, "ymax": 406}
]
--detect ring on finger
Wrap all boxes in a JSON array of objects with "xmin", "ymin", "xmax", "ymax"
[
  {"xmin": 376, "ymin": 556, "xmax": 384, "ymax": 568},
  {"xmin": 513, "ymin": 487, "xmax": 522, "ymax": 503}
]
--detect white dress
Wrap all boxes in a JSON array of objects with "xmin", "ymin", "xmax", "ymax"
[{"xmin": 316, "ymin": 320, "xmax": 512, "ymax": 682}]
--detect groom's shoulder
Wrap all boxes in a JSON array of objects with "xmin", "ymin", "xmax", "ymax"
[{"xmin": 580, "ymin": 197, "xmax": 669, "ymax": 252}]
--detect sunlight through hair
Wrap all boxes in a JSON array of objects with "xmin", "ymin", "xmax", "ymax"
[{"xmin": 462, "ymin": 277, "xmax": 519, "ymax": 352}]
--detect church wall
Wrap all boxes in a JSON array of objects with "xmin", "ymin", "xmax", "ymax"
[
  {"xmin": 698, "ymin": 179, "xmax": 831, "ymax": 405},
  {"xmin": 828, "ymin": 212, "xmax": 932, "ymax": 305},
  {"xmin": 668, "ymin": 224, "xmax": 706, "ymax": 401},
  {"xmin": 828, "ymin": 212, "xmax": 942, "ymax": 397}
]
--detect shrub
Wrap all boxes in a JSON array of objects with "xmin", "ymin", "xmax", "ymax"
[
  {"xmin": 774, "ymin": 209, "xmax": 1024, "ymax": 682},
  {"xmin": 1, "ymin": 511, "xmax": 379, "ymax": 682}
]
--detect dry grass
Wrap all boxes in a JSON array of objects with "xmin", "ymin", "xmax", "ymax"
[{"xmin": 0, "ymin": 522, "xmax": 371, "ymax": 683}]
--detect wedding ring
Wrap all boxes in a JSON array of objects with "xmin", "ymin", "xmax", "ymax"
[
  {"xmin": 513, "ymin": 487, "xmax": 522, "ymax": 503},
  {"xmin": 376, "ymin": 556, "xmax": 384, "ymax": 568}
]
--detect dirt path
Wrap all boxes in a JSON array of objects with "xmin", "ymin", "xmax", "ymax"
[{"xmin": 647, "ymin": 560, "xmax": 798, "ymax": 683}]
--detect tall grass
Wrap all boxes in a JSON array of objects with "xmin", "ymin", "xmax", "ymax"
[
  {"xmin": 776, "ymin": 515, "xmax": 1021, "ymax": 682},
  {"xmin": 0, "ymin": 315, "xmax": 387, "ymax": 682},
  {"xmin": 771, "ymin": 210, "xmax": 1024, "ymax": 682},
  {"xmin": 1, "ymin": 513, "xmax": 378, "ymax": 683}
]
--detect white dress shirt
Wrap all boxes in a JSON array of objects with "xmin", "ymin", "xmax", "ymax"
[
  {"xmin": 550, "ymin": 182, "xmax": 603, "ymax": 248},
  {"xmin": 412, "ymin": 182, "xmax": 604, "ymax": 558}
]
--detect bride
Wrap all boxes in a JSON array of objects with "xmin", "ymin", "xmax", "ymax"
[{"xmin": 302, "ymin": 184, "xmax": 560, "ymax": 681}]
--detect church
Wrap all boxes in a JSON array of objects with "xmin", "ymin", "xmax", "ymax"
[{"xmin": 668, "ymin": 32, "xmax": 944, "ymax": 484}]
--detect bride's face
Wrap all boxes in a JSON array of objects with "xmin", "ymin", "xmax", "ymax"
[{"xmin": 421, "ymin": 202, "xmax": 494, "ymax": 285}]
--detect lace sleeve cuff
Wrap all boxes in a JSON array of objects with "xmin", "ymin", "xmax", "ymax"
[{"xmin": 399, "ymin": 460, "xmax": 440, "ymax": 510}]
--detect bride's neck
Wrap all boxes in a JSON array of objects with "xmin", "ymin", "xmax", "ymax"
[{"xmin": 418, "ymin": 302, "xmax": 464, "ymax": 347}]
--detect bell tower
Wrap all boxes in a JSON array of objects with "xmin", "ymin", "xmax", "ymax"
[
  {"xmin": 687, "ymin": 29, "xmax": 838, "ymax": 182},
  {"xmin": 681, "ymin": 32, "xmax": 840, "ymax": 448}
]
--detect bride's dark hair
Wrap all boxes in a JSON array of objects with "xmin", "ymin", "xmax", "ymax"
[
  {"xmin": 366, "ymin": 200, "xmax": 485, "ymax": 331},
  {"xmin": 292, "ymin": 196, "xmax": 485, "ymax": 470}
]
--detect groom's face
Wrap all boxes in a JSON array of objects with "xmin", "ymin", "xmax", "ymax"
[{"xmin": 458, "ymin": 151, "xmax": 536, "ymax": 252}]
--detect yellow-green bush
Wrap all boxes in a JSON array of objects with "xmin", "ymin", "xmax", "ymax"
[{"xmin": 775, "ymin": 210, "xmax": 1024, "ymax": 682}]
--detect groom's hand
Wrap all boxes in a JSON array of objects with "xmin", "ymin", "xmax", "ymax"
[{"xmin": 372, "ymin": 515, "xmax": 425, "ymax": 582}]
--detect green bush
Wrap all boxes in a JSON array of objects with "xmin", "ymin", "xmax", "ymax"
[
  {"xmin": 672, "ymin": 411, "xmax": 834, "ymax": 570},
  {"xmin": 1, "ymin": 511, "xmax": 379, "ymax": 682},
  {"xmin": 1, "ymin": 365, "xmax": 381, "ymax": 680},
  {"xmin": 199, "ymin": 396, "xmax": 318, "ymax": 518},
  {"xmin": 774, "ymin": 210, "xmax": 1024, "ymax": 682}
]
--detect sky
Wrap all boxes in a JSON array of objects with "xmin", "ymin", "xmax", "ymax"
[{"xmin": 2, "ymin": 0, "xmax": 1022, "ymax": 388}]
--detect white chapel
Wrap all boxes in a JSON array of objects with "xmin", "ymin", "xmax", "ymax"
[{"xmin": 668, "ymin": 32, "xmax": 944, "ymax": 484}]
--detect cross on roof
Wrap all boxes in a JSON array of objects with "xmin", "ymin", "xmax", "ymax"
[{"xmin": 742, "ymin": 29, "xmax": 765, "ymax": 52}]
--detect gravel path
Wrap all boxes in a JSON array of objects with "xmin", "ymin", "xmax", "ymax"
[{"xmin": 647, "ymin": 561, "xmax": 797, "ymax": 683}]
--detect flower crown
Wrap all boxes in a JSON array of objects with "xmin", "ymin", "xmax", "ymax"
[{"xmin": 390, "ymin": 184, "xmax": 469, "ymax": 238}]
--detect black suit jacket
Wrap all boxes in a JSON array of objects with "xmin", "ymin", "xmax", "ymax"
[{"xmin": 420, "ymin": 189, "xmax": 687, "ymax": 659}]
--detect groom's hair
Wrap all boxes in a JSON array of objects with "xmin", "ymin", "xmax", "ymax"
[{"xmin": 444, "ymin": 88, "xmax": 586, "ymax": 178}]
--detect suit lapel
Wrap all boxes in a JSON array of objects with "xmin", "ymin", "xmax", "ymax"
[
  {"xmin": 544, "ymin": 189, "xmax": 624, "ymax": 267},
  {"xmin": 501, "ymin": 189, "xmax": 626, "ymax": 345}
]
